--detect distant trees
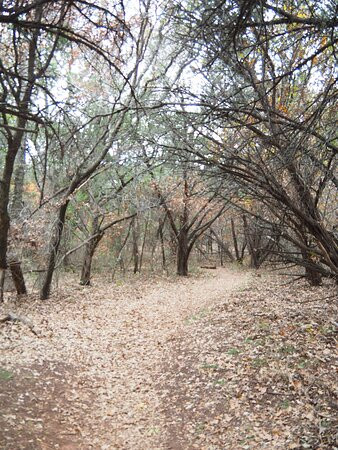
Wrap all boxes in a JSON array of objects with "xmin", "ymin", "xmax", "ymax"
[
  {"xmin": 0, "ymin": 0, "xmax": 133, "ymax": 298},
  {"xmin": 1, "ymin": 0, "xmax": 336, "ymax": 299},
  {"xmin": 0, "ymin": 4, "xmax": 54, "ymax": 297},
  {"xmin": 0, "ymin": 0, "xmax": 178, "ymax": 299},
  {"xmin": 168, "ymin": 0, "xmax": 338, "ymax": 283},
  {"xmin": 139, "ymin": 113, "xmax": 231, "ymax": 275},
  {"xmin": 150, "ymin": 163, "xmax": 229, "ymax": 275}
]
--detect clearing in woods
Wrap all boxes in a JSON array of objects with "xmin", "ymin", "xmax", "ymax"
[{"xmin": 0, "ymin": 267, "xmax": 336, "ymax": 449}]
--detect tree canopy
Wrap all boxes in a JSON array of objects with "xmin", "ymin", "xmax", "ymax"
[{"xmin": 0, "ymin": 0, "xmax": 337, "ymax": 299}]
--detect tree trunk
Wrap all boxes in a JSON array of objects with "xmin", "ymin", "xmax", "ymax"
[
  {"xmin": 177, "ymin": 246, "xmax": 189, "ymax": 276},
  {"xmin": 80, "ymin": 235, "xmax": 103, "ymax": 286},
  {"xmin": 158, "ymin": 217, "xmax": 166, "ymax": 270},
  {"xmin": 40, "ymin": 201, "xmax": 69, "ymax": 300},
  {"xmin": 207, "ymin": 233, "xmax": 213, "ymax": 254},
  {"xmin": 231, "ymin": 218, "xmax": 241, "ymax": 262},
  {"xmin": 300, "ymin": 243, "xmax": 322, "ymax": 286},
  {"xmin": 288, "ymin": 163, "xmax": 338, "ymax": 275},
  {"xmin": 219, "ymin": 242, "xmax": 223, "ymax": 266},
  {"xmin": 132, "ymin": 218, "xmax": 139, "ymax": 274},
  {"xmin": 79, "ymin": 216, "xmax": 101, "ymax": 286},
  {"xmin": 0, "ymin": 205, "xmax": 10, "ymax": 272},
  {"xmin": 112, "ymin": 220, "xmax": 133, "ymax": 280},
  {"xmin": 8, "ymin": 258, "xmax": 27, "ymax": 295},
  {"xmin": 0, "ymin": 17, "xmax": 39, "ymax": 276},
  {"xmin": 210, "ymin": 229, "xmax": 234, "ymax": 262},
  {"xmin": 0, "ymin": 268, "xmax": 5, "ymax": 303},
  {"xmin": 10, "ymin": 144, "xmax": 26, "ymax": 219},
  {"xmin": 139, "ymin": 214, "xmax": 149, "ymax": 271},
  {"xmin": 242, "ymin": 215, "xmax": 258, "ymax": 268},
  {"xmin": 0, "ymin": 141, "xmax": 18, "ymax": 273},
  {"xmin": 177, "ymin": 229, "xmax": 189, "ymax": 276},
  {"xmin": 304, "ymin": 261, "xmax": 322, "ymax": 286}
]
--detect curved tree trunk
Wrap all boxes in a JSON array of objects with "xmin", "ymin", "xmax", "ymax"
[
  {"xmin": 80, "ymin": 235, "xmax": 103, "ymax": 286},
  {"xmin": 80, "ymin": 216, "xmax": 103, "ymax": 286},
  {"xmin": 210, "ymin": 228, "xmax": 235, "ymax": 263},
  {"xmin": 287, "ymin": 164, "xmax": 338, "ymax": 277},
  {"xmin": 299, "ymin": 234, "xmax": 322, "ymax": 286},
  {"xmin": 40, "ymin": 201, "xmax": 69, "ymax": 300}
]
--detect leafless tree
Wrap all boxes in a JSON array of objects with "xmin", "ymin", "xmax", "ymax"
[{"xmin": 168, "ymin": 0, "xmax": 338, "ymax": 283}]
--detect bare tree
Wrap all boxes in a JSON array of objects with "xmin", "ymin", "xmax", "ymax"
[
  {"xmin": 168, "ymin": 0, "xmax": 338, "ymax": 282},
  {"xmin": 0, "ymin": 0, "xmax": 131, "ymax": 299}
]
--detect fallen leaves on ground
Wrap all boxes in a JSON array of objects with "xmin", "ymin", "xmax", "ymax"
[
  {"xmin": 159, "ymin": 273, "xmax": 337, "ymax": 449},
  {"xmin": 0, "ymin": 268, "xmax": 336, "ymax": 449}
]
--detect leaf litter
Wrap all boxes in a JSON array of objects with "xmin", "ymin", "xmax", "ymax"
[{"xmin": 0, "ymin": 268, "xmax": 336, "ymax": 449}]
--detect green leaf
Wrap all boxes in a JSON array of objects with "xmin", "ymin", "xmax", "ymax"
[
  {"xmin": 227, "ymin": 348, "xmax": 240, "ymax": 356},
  {"xmin": 0, "ymin": 369, "xmax": 13, "ymax": 381}
]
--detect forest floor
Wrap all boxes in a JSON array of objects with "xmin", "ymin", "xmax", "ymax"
[{"xmin": 0, "ymin": 266, "xmax": 337, "ymax": 450}]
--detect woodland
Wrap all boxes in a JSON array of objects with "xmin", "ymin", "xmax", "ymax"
[
  {"xmin": 0, "ymin": 0, "xmax": 337, "ymax": 296},
  {"xmin": 0, "ymin": 0, "xmax": 337, "ymax": 449}
]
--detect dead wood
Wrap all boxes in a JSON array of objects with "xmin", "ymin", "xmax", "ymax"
[{"xmin": 0, "ymin": 313, "xmax": 39, "ymax": 336}]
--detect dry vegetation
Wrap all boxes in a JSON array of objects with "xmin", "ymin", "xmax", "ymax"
[{"xmin": 0, "ymin": 268, "xmax": 337, "ymax": 449}]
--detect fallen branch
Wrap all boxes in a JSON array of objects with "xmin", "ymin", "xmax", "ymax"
[{"xmin": 0, "ymin": 313, "xmax": 39, "ymax": 336}]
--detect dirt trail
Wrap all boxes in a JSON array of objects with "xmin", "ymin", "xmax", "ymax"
[{"xmin": 0, "ymin": 267, "xmax": 250, "ymax": 449}]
